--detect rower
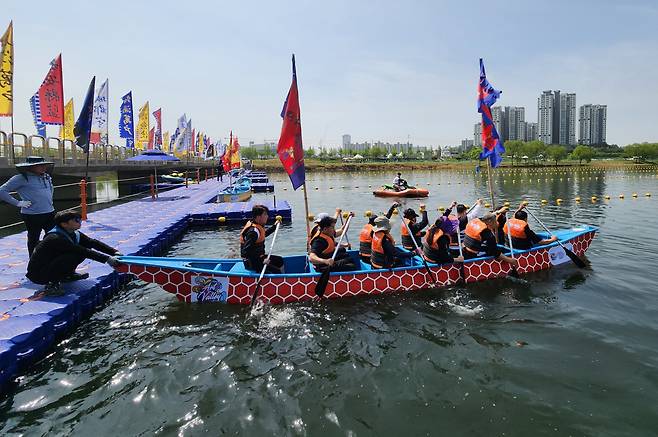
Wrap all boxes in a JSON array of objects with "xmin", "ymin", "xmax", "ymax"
[
  {"xmin": 422, "ymin": 218, "xmax": 464, "ymax": 264},
  {"xmin": 435, "ymin": 201, "xmax": 460, "ymax": 244},
  {"xmin": 308, "ymin": 208, "xmax": 343, "ymax": 246},
  {"xmin": 503, "ymin": 205, "xmax": 557, "ymax": 250},
  {"xmin": 309, "ymin": 214, "xmax": 358, "ymax": 272},
  {"xmin": 370, "ymin": 217, "xmax": 415, "ymax": 269},
  {"xmin": 400, "ymin": 205, "xmax": 428, "ymax": 251},
  {"xmin": 240, "ymin": 204, "xmax": 285, "ymax": 274},
  {"xmin": 456, "ymin": 199, "xmax": 484, "ymax": 231},
  {"xmin": 358, "ymin": 202, "xmax": 400, "ymax": 263},
  {"xmin": 462, "ymin": 212, "xmax": 518, "ymax": 267}
]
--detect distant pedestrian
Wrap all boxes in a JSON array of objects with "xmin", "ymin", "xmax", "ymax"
[
  {"xmin": 26, "ymin": 210, "xmax": 122, "ymax": 295},
  {"xmin": 0, "ymin": 156, "xmax": 55, "ymax": 255}
]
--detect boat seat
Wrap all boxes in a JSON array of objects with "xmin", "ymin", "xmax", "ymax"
[
  {"xmin": 229, "ymin": 262, "xmax": 253, "ymax": 274},
  {"xmin": 359, "ymin": 261, "xmax": 373, "ymax": 271}
]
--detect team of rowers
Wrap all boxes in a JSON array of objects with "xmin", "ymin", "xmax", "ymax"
[{"xmin": 239, "ymin": 200, "xmax": 557, "ymax": 274}]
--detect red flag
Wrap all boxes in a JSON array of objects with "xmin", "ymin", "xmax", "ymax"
[
  {"xmin": 222, "ymin": 131, "xmax": 232, "ymax": 172},
  {"xmin": 38, "ymin": 54, "xmax": 65, "ymax": 124},
  {"xmin": 147, "ymin": 127, "xmax": 154, "ymax": 150},
  {"xmin": 231, "ymin": 136, "xmax": 241, "ymax": 169},
  {"xmin": 277, "ymin": 54, "xmax": 305, "ymax": 190}
]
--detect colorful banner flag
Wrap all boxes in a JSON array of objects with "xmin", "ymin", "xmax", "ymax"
[
  {"xmin": 90, "ymin": 79, "xmax": 109, "ymax": 145},
  {"xmin": 477, "ymin": 58, "xmax": 505, "ymax": 168},
  {"xmin": 152, "ymin": 108, "xmax": 162, "ymax": 149},
  {"xmin": 148, "ymin": 127, "xmax": 154, "ymax": 150},
  {"xmin": 222, "ymin": 131, "xmax": 232, "ymax": 172},
  {"xmin": 163, "ymin": 131, "xmax": 170, "ymax": 153},
  {"xmin": 231, "ymin": 136, "xmax": 241, "ymax": 169},
  {"xmin": 136, "ymin": 101, "xmax": 149, "ymax": 150},
  {"xmin": 172, "ymin": 113, "xmax": 187, "ymax": 157},
  {"xmin": 191, "ymin": 128, "xmax": 196, "ymax": 156},
  {"xmin": 29, "ymin": 93, "xmax": 46, "ymax": 137},
  {"xmin": 38, "ymin": 54, "xmax": 65, "ymax": 125},
  {"xmin": 73, "ymin": 76, "xmax": 96, "ymax": 152},
  {"xmin": 184, "ymin": 119, "xmax": 193, "ymax": 155},
  {"xmin": 277, "ymin": 54, "xmax": 306, "ymax": 190},
  {"xmin": 0, "ymin": 21, "xmax": 14, "ymax": 116},
  {"xmin": 119, "ymin": 91, "xmax": 134, "ymax": 148},
  {"xmin": 59, "ymin": 98, "xmax": 74, "ymax": 141}
]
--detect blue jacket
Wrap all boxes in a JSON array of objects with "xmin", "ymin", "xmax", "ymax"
[{"xmin": 0, "ymin": 172, "xmax": 54, "ymax": 215}]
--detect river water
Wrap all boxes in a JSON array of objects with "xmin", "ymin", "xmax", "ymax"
[{"xmin": 2, "ymin": 167, "xmax": 657, "ymax": 436}]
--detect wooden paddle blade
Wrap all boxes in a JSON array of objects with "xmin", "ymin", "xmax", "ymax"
[
  {"xmin": 564, "ymin": 247, "xmax": 587, "ymax": 268},
  {"xmin": 315, "ymin": 270, "xmax": 330, "ymax": 297}
]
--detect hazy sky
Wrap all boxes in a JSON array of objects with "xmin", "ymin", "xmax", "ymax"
[{"xmin": 2, "ymin": 0, "xmax": 657, "ymax": 148}]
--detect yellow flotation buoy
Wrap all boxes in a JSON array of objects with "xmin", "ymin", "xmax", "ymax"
[
  {"xmin": 632, "ymin": 193, "xmax": 638, "ymax": 198},
  {"xmin": 484, "ymin": 202, "xmax": 491, "ymax": 208},
  {"xmin": 604, "ymin": 195, "xmax": 611, "ymax": 200},
  {"xmin": 308, "ymin": 215, "xmax": 314, "ymax": 222},
  {"xmin": 646, "ymin": 193, "xmax": 651, "ymax": 197},
  {"xmin": 619, "ymin": 194, "xmax": 625, "ymax": 199},
  {"xmin": 591, "ymin": 196, "xmax": 597, "ymax": 201},
  {"xmin": 217, "ymin": 216, "xmax": 226, "ymax": 223},
  {"xmin": 438, "ymin": 207, "xmax": 445, "ymax": 212},
  {"xmin": 275, "ymin": 215, "xmax": 283, "ymax": 222},
  {"xmin": 541, "ymin": 199, "xmax": 548, "ymax": 204},
  {"xmin": 342, "ymin": 212, "xmax": 349, "ymax": 219},
  {"xmin": 557, "ymin": 198, "xmax": 563, "ymax": 203},
  {"xmin": 504, "ymin": 201, "xmax": 510, "ymax": 207},
  {"xmin": 575, "ymin": 197, "xmax": 581, "ymax": 202},
  {"xmin": 365, "ymin": 210, "xmax": 372, "ymax": 217}
]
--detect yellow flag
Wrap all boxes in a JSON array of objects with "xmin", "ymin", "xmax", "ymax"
[
  {"xmin": 136, "ymin": 101, "xmax": 150, "ymax": 150},
  {"xmin": 163, "ymin": 131, "xmax": 170, "ymax": 153},
  {"xmin": 0, "ymin": 21, "xmax": 13, "ymax": 116},
  {"xmin": 59, "ymin": 98, "xmax": 75, "ymax": 140}
]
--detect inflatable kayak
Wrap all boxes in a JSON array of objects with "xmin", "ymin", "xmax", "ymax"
[
  {"xmin": 115, "ymin": 225, "xmax": 597, "ymax": 304},
  {"xmin": 373, "ymin": 184, "xmax": 429, "ymax": 198}
]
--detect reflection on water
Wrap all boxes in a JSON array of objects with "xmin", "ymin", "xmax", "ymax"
[{"xmin": 1, "ymin": 167, "xmax": 658, "ymax": 435}]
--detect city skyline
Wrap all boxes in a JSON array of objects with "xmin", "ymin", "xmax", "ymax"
[{"xmin": 2, "ymin": 0, "xmax": 657, "ymax": 149}]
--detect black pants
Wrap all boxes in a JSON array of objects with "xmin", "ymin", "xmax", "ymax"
[
  {"xmin": 26, "ymin": 252, "xmax": 85, "ymax": 285},
  {"xmin": 244, "ymin": 255, "xmax": 285, "ymax": 274},
  {"xmin": 21, "ymin": 211, "xmax": 55, "ymax": 256},
  {"xmin": 316, "ymin": 252, "xmax": 358, "ymax": 273}
]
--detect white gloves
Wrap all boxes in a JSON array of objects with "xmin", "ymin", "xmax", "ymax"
[
  {"xmin": 17, "ymin": 200, "xmax": 32, "ymax": 208},
  {"xmin": 106, "ymin": 256, "xmax": 120, "ymax": 267}
]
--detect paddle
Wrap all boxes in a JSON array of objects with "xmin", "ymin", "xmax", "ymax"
[
  {"xmin": 315, "ymin": 215, "xmax": 354, "ymax": 297},
  {"xmin": 524, "ymin": 208, "xmax": 587, "ymax": 268},
  {"xmin": 249, "ymin": 217, "xmax": 282, "ymax": 307},
  {"xmin": 401, "ymin": 214, "xmax": 438, "ymax": 287},
  {"xmin": 339, "ymin": 212, "xmax": 352, "ymax": 250},
  {"xmin": 504, "ymin": 212, "xmax": 521, "ymax": 278}
]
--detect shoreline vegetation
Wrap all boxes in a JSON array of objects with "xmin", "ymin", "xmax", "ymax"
[{"xmin": 251, "ymin": 158, "xmax": 657, "ymax": 173}]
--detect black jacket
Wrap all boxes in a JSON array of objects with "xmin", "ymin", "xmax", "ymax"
[{"xmin": 27, "ymin": 228, "xmax": 118, "ymax": 277}]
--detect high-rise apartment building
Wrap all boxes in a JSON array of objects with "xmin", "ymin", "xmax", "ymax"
[
  {"xmin": 525, "ymin": 122, "xmax": 538, "ymax": 142},
  {"xmin": 578, "ymin": 104, "xmax": 607, "ymax": 145},
  {"xmin": 507, "ymin": 106, "xmax": 526, "ymax": 141},
  {"xmin": 342, "ymin": 134, "xmax": 352, "ymax": 149},
  {"xmin": 473, "ymin": 123, "xmax": 482, "ymax": 147},
  {"xmin": 538, "ymin": 90, "xmax": 576, "ymax": 145}
]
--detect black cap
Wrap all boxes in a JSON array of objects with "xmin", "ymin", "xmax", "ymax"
[
  {"xmin": 403, "ymin": 208, "xmax": 418, "ymax": 219},
  {"xmin": 318, "ymin": 216, "xmax": 337, "ymax": 228}
]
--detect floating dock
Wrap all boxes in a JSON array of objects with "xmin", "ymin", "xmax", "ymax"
[
  {"xmin": 251, "ymin": 182, "xmax": 275, "ymax": 193},
  {"xmin": 0, "ymin": 175, "xmax": 291, "ymax": 392}
]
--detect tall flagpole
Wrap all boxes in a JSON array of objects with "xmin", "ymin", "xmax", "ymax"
[
  {"xmin": 486, "ymin": 156, "xmax": 496, "ymax": 209},
  {"xmin": 302, "ymin": 181, "xmax": 311, "ymax": 249},
  {"xmin": 9, "ymin": 21, "xmax": 15, "ymax": 164}
]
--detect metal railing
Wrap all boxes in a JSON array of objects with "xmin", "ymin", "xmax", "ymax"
[{"xmin": 0, "ymin": 130, "xmax": 208, "ymax": 167}]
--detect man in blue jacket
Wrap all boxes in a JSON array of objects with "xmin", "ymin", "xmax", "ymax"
[{"xmin": 0, "ymin": 156, "xmax": 55, "ymax": 255}]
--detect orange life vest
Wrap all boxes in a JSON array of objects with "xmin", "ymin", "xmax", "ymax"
[
  {"xmin": 308, "ymin": 224, "xmax": 321, "ymax": 245},
  {"xmin": 310, "ymin": 232, "xmax": 336, "ymax": 260},
  {"xmin": 240, "ymin": 221, "xmax": 267, "ymax": 259},
  {"xmin": 401, "ymin": 218, "xmax": 421, "ymax": 249},
  {"xmin": 371, "ymin": 230, "xmax": 395, "ymax": 268},
  {"xmin": 422, "ymin": 226, "xmax": 445, "ymax": 263},
  {"xmin": 463, "ymin": 219, "xmax": 488, "ymax": 254},
  {"xmin": 359, "ymin": 223, "xmax": 374, "ymax": 257},
  {"xmin": 503, "ymin": 218, "xmax": 528, "ymax": 239}
]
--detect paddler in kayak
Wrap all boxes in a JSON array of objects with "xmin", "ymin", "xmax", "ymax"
[
  {"xmin": 401, "ymin": 205, "xmax": 428, "ymax": 251},
  {"xmin": 309, "ymin": 214, "xmax": 358, "ymax": 272},
  {"xmin": 393, "ymin": 172, "xmax": 409, "ymax": 192},
  {"xmin": 462, "ymin": 212, "xmax": 518, "ymax": 266},
  {"xmin": 370, "ymin": 216, "xmax": 415, "ymax": 269},
  {"xmin": 359, "ymin": 202, "xmax": 400, "ymax": 263},
  {"xmin": 503, "ymin": 204, "xmax": 557, "ymax": 250},
  {"xmin": 422, "ymin": 218, "xmax": 465, "ymax": 264},
  {"xmin": 240, "ymin": 204, "xmax": 285, "ymax": 273}
]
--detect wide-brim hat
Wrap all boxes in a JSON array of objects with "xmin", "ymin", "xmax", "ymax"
[
  {"xmin": 372, "ymin": 216, "xmax": 392, "ymax": 233},
  {"xmin": 16, "ymin": 156, "xmax": 54, "ymax": 169}
]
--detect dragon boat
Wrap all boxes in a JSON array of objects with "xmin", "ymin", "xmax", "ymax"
[
  {"xmin": 217, "ymin": 176, "xmax": 252, "ymax": 203},
  {"xmin": 373, "ymin": 184, "xmax": 429, "ymax": 198},
  {"xmin": 115, "ymin": 226, "xmax": 597, "ymax": 304}
]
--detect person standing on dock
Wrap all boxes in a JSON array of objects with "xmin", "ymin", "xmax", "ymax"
[
  {"xmin": 0, "ymin": 156, "xmax": 56, "ymax": 255},
  {"xmin": 26, "ymin": 210, "xmax": 122, "ymax": 295},
  {"xmin": 240, "ymin": 204, "xmax": 285, "ymax": 274},
  {"xmin": 309, "ymin": 215, "xmax": 357, "ymax": 272},
  {"xmin": 358, "ymin": 202, "xmax": 400, "ymax": 263},
  {"xmin": 400, "ymin": 205, "xmax": 428, "ymax": 251}
]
